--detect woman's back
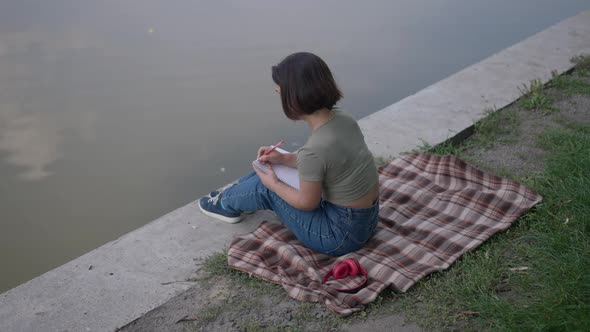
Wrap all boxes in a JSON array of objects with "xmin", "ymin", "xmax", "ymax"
[{"xmin": 297, "ymin": 109, "xmax": 379, "ymax": 207}]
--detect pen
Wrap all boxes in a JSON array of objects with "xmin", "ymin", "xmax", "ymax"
[{"xmin": 258, "ymin": 140, "xmax": 285, "ymax": 160}]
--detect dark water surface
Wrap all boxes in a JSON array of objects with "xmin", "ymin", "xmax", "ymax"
[{"xmin": 1, "ymin": 0, "xmax": 588, "ymax": 292}]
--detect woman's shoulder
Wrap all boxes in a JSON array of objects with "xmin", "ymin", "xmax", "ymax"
[
  {"xmin": 327, "ymin": 108, "xmax": 358, "ymax": 131},
  {"xmin": 333, "ymin": 107, "xmax": 355, "ymax": 120},
  {"xmin": 331, "ymin": 109, "xmax": 362, "ymax": 133}
]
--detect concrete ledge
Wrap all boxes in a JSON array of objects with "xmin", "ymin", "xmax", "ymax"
[
  {"xmin": 0, "ymin": 202, "xmax": 280, "ymax": 332},
  {"xmin": 2, "ymin": 10, "xmax": 590, "ymax": 332}
]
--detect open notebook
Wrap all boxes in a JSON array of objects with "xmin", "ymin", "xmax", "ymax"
[{"xmin": 252, "ymin": 147, "xmax": 300, "ymax": 190}]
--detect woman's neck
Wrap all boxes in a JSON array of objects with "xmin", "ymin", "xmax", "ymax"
[{"xmin": 300, "ymin": 108, "xmax": 334, "ymax": 132}]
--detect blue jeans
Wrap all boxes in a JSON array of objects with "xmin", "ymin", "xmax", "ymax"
[{"xmin": 220, "ymin": 172, "xmax": 379, "ymax": 256}]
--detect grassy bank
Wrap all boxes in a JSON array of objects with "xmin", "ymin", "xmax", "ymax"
[
  {"xmin": 399, "ymin": 126, "xmax": 590, "ymax": 330},
  {"xmin": 394, "ymin": 55, "xmax": 590, "ymax": 331}
]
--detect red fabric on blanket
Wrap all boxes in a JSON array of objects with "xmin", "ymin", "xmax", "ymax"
[{"xmin": 227, "ymin": 153, "xmax": 543, "ymax": 316}]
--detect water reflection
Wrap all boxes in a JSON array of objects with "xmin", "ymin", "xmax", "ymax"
[
  {"xmin": 0, "ymin": 21, "xmax": 106, "ymax": 181},
  {"xmin": 0, "ymin": 104, "xmax": 62, "ymax": 180},
  {"xmin": 0, "ymin": 25, "xmax": 111, "ymax": 116}
]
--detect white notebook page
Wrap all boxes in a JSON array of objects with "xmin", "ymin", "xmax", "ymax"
[{"xmin": 252, "ymin": 147, "xmax": 300, "ymax": 190}]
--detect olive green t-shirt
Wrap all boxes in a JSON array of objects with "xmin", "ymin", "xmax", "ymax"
[{"xmin": 296, "ymin": 109, "xmax": 378, "ymax": 205}]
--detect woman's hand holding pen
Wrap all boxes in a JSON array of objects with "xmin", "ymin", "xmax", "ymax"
[
  {"xmin": 254, "ymin": 140, "xmax": 285, "ymax": 190},
  {"xmin": 257, "ymin": 146, "xmax": 284, "ymax": 165},
  {"xmin": 252, "ymin": 160, "xmax": 279, "ymax": 190}
]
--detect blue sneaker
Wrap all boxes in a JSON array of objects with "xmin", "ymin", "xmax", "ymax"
[
  {"xmin": 199, "ymin": 195, "xmax": 242, "ymax": 224},
  {"xmin": 209, "ymin": 188, "xmax": 255, "ymax": 215}
]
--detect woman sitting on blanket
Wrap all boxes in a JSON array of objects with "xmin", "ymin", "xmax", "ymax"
[{"xmin": 199, "ymin": 52, "xmax": 379, "ymax": 256}]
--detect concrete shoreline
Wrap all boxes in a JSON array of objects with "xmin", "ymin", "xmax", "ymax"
[{"xmin": 2, "ymin": 10, "xmax": 589, "ymax": 332}]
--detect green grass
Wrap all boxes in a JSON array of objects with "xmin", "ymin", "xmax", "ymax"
[
  {"xmin": 410, "ymin": 106, "xmax": 520, "ymax": 158},
  {"xmin": 547, "ymin": 55, "xmax": 590, "ymax": 95},
  {"xmin": 470, "ymin": 107, "xmax": 520, "ymax": 148},
  {"xmin": 392, "ymin": 59, "xmax": 590, "ymax": 330},
  {"xmin": 519, "ymin": 79, "xmax": 555, "ymax": 113},
  {"xmin": 487, "ymin": 124, "xmax": 590, "ymax": 331},
  {"xmin": 373, "ymin": 156, "xmax": 390, "ymax": 169},
  {"xmin": 395, "ymin": 116, "xmax": 590, "ymax": 331},
  {"xmin": 517, "ymin": 55, "xmax": 590, "ymax": 112},
  {"xmin": 571, "ymin": 54, "xmax": 590, "ymax": 76},
  {"xmin": 413, "ymin": 139, "xmax": 463, "ymax": 156},
  {"xmin": 201, "ymin": 251, "xmax": 281, "ymax": 293},
  {"xmin": 548, "ymin": 72, "xmax": 590, "ymax": 95}
]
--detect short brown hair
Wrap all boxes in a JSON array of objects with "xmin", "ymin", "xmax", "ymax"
[{"xmin": 272, "ymin": 52, "xmax": 342, "ymax": 120}]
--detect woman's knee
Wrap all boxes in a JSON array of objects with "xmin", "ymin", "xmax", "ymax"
[{"xmin": 237, "ymin": 171, "xmax": 258, "ymax": 184}]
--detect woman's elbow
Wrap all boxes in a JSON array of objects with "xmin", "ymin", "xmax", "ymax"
[{"xmin": 297, "ymin": 199, "xmax": 320, "ymax": 211}]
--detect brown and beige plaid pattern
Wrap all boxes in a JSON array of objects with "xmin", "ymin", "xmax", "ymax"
[{"xmin": 228, "ymin": 153, "xmax": 543, "ymax": 316}]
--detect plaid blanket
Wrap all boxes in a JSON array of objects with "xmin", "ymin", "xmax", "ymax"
[{"xmin": 227, "ymin": 153, "xmax": 542, "ymax": 316}]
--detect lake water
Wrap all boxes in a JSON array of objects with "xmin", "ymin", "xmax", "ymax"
[{"xmin": 1, "ymin": 0, "xmax": 588, "ymax": 293}]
